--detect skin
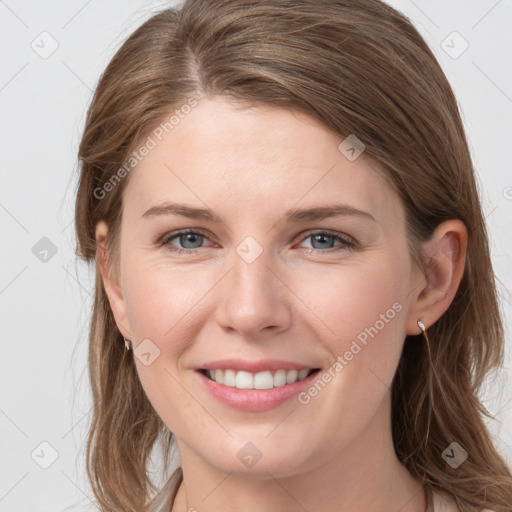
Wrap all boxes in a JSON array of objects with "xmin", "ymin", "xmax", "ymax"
[{"xmin": 96, "ymin": 96, "xmax": 467, "ymax": 512}]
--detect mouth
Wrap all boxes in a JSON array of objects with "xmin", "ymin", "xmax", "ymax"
[
  {"xmin": 194, "ymin": 358, "xmax": 323, "ymax": 411},
  {"xmin": 198, "ymin": 368, "xmax": 321, "ymax": 390},
  {"xmin": 195, "ymin": 366, "xmax": 322, "ymax": 411}
]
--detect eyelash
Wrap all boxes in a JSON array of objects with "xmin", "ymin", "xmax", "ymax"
[{"xmin": 159, "ymin": 229, "xmax": 356, "ymax": 255}]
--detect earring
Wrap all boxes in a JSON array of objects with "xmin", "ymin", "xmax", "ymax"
[
  {"xmin": 124, "ymin": 338, "xmax": 132, "ymax": 351},
  {"xmin": 417, "ymin": 320, "xmax": 429, "ymax": 343}
]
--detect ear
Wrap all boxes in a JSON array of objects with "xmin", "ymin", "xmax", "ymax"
[
  {"xmin": 405, "ymin": 219, "xmax": 468, "ymax": 335},
  {"xmin": 95, "ymin": 220, "xmax": 132, "ymax": 340}
]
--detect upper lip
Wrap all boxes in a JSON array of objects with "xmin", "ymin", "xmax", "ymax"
[{"xmin": 199, "ymin": 358, "xmax": 318, "ymax": 373}]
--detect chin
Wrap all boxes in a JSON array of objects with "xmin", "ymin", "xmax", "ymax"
[{"xmin": 196, "ymin": 436, "xmax": 315, "ymax": 478}]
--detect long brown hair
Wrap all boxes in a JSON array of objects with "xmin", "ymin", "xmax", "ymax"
[{"xmin": 74, "ymin": 1, "xmax": 512, "ymax": 510}]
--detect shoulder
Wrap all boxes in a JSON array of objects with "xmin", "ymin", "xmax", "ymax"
[{"xmin": 432, "ymin": 490, "xmax": 497, "ymax": 512}]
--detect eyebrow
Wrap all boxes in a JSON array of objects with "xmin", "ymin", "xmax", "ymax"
[{"xmin": 142, "ymin": 202, "xmax": 377, "ymax": 223}]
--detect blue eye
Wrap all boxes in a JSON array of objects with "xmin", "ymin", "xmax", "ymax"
[
  {"xmin": 159, "ymin": 229, "xmax": 355, "ymax": 255},
  {"xmin": 299, "ymin": 231, "xmax": 354, "ymax": 252},
  {"xmin": 160, "ymin": 230, "xmax": 209, "ymax": 253}
]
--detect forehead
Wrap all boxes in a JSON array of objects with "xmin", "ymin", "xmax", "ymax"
[{"xmin": 124, "ymin": 97, "xmax": 402, "ymax": 224}]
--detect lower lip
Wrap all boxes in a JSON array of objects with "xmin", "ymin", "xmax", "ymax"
[{"xmin": 195, "ymin": 370, "xmax": 320, "ymax": 411}]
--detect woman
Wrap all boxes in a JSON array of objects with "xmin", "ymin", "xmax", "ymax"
[{"xmin": 72, "ymin": 0, "xmax": 511, "ymax": 511}]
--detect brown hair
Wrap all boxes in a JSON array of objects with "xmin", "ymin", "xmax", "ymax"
[{"xmin": 74, "ymin": 1, "xmax": 512, "ymax": 510}]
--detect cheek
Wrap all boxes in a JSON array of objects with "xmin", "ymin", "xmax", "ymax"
[
  {"xmin": 123, "ymin": 257, "xmax": 211, "ymax": 345},
  {"xmin": 293, "ymin": 253, "xmax": 410, "ymax": 377},
  {"xmin": 121, "ymin": 260, "xmax": 207, "ymax": 421},
  {"xmin": 285, "ymin": 256, "xmax": 410, "ymax": 449}
]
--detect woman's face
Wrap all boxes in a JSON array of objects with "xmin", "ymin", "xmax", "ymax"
[{"xmin": 103, "ymin": 96, "xmax": 423, "ymax": 477}]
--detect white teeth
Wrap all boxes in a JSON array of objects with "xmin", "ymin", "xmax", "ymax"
[
  {"xmin": 223, "ymin": 369, "xmax": 236, "ymax": 387},
  {"xmin": 253, "ymin": 371, "xmax": 274, "ymax": 390},
  {"xmin": 214, "ymin": 369, "xmax": 224, "ymax": 385},
  {"xmin": 204, "ymin": 368, "xmax": 313, "ymax": 389},
  {"xmin": 235, "ymin": 370, "xmax": 254, "ymax": 389},
  {"xmin": 286, "ymin": 369, "xmax": 298, "ymax": 384},
  {"xmin": 298, "ymin": 369, "xmax": 309, "ymax": 380},
  {"xmin": 273, "ymin": 369, "xmax": 287, "ymax": 387}
]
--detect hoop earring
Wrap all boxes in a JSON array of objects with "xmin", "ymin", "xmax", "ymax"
[
  {"xmin": 124, "ymin": 338, "xmax": 132, "ymax": 351},
  {"xmin": 417, "ymin": 320, "xmax": 429, "ymax": 343}
]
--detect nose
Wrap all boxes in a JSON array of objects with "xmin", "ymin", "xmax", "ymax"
[{"xmin": 214, "ymin": 245, "xmax": 293, "ymax": 340}]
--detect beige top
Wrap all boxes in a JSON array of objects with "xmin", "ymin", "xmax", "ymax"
[
  {"xmin": 63, "ymin": 471, "xmax": 497, "ymax": 512},
  {"xmin": 432, "ymin": 489, "xmax": 460, "ymax": 512}
]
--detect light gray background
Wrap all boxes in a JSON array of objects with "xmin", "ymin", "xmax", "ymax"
[{"xmin": 1, "ymin": 1, "xmax": 511, "ymax": 510}]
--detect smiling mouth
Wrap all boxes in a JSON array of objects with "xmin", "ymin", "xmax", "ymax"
[{"xmin": 199, "ymin": 368, "xmax": 321, "ymax": 390}]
